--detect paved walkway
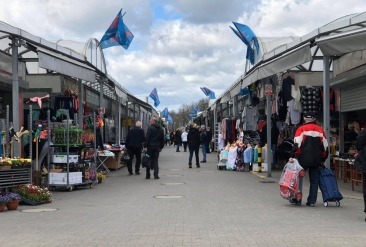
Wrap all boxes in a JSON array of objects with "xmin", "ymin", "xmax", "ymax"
[{"xmin": 1, "ymin": 145, "xmax": 366, "ymax": 247}]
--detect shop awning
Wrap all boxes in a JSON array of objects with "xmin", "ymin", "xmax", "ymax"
[
  {"xmin": 317, "ymin": 27, "xmax": 366, "ymax": 56},
  {"xmin": 229, "ymin": 81, "xmax": 242, "ymax": 98},
  {"xmin": 115, "ymin": 86, "xmax": 128, "ymax": 102},
  {"xmin": 38, "ymin": 51, "xmax": 96, "ymax": 82},
  {"xmin": 220, "ymin": 93, "xmax": 231, "ymax": 103}
]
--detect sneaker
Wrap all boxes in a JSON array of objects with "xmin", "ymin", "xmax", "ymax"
[
  {"xmin": 196, "ymin": 165, "xmax": 200, "ymax": 168},
  {"xmin": 128, "ymin": 172, "xmax": 133, "ymax": 176},
  {"xmin": 145, "ymin": 176, "xmax": 150, "ymax": 179},
  {"xmin": 201, "ymin": 160, "xmax": 206, "ymax": 163},
  {"xmin": 289, "ymin": 198, "xmax": 301, "ymax": 205},
  {"xmin": 135, "ymin": 172, "xmax": 140, "ymax": 175},
  {"xmin": 306, "ymin": 202, "xmax": 315, "ymax": 207},
  {"xmin": 189, "ymin": 165, "xmax": 192, "ymax": 168},
  {"xmin": 154, "ymin": 176, "xmax": 160, "ymax": 179}
]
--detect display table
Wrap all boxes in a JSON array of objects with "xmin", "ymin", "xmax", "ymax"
[
  {"xmin": 104, "ymin": 150, "xmax": 124, "ymax": 170},
  {"xmin": 97, "ymin": 151, "xmax": 115, "ymax": 174}
]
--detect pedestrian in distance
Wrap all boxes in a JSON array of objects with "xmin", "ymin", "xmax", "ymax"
[
  {"xmin": 125, "ymin": 121, "xmax": 145, "ymax": 176},
  {"xmin": 174, "ymin": 129, "xmax": 182, "ymax": 152},
  {"xmin": 206, "ymin": 127, "xmax": 212, "ymax": 153},
  {"xmin": 290, "ymin": 112, "xmax": 329, "ymax": 207},
  {"xmin": 165, "ymin": 132, "xmax": 170, "ymax": 146},
  {"xmin": 144, "ymin": 117, "xmax": 165, "ymax": 179},
  {"xmin": 181, "ymin": 129, "xmax": 188, "ymax": 152},
  {"xmin": 200, "ymin": 125, "xmax": 208, "ymax": 163},
  {"xmin": 187, "ymin": 124, "xmax": 201, "ymax": 168}
]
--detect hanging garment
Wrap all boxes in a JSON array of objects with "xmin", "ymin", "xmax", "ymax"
[
  {"xmin": 235, "ymin": 145, "xmax": 245, "ymax": 170},
  {"xmin": 244, "ymin": 146, "xmax": 253, "ymax": 163},
  {"xmin": 300, "ymin": 87, "xmax": 321, "ymax": 114},
  {"xmin": 227, "ymin": 146, "xmax": 238, "ymax": 169},
  {"xmin": 242, "ymin": 106, "xmax": 258, "ymax": 131}
]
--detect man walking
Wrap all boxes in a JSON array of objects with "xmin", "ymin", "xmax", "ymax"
[
  {"xmin": 291, "ymin": 112, "xmax": 328, "ymax": 206},
  {"xmin": 125, "ymin": 121, "xmax": 145, "ymax": 175},
  {"xmin": 144, "ymin": 117, "xmax": 165, "ymax": 179}
]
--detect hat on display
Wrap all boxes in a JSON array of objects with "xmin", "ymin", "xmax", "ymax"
[{"xmin": 303, "ymin": 112, "xmax": 316, "ymax": 122}]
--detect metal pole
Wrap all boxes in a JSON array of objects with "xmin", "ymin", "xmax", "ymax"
[
  {"xmin": 323, "ymin": 56, "xmax": 331, "ymax": 169},
  {"xmin": 117, "ymin": 97, "xmax": 121, "ymax": 145},
  {"xmin": 266, "ymin": 93, "xmax": 272, "ymax": 177},
  {"xmin": 12, "ymin": 37, "xmax": 20, "ymax": 157},
  {"xmin": 78, "ymin": 79, "xmax": 83, "ymax": 128}
]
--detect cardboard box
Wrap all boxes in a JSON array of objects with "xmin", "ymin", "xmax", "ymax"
[{"xmin": 49, "ymin": 172, "xmax": 82, "ymax": 185}]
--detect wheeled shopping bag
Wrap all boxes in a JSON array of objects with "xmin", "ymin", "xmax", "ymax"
[
  {"xmin": 318, "ymin": 167, "xmax": 343, "ymax": 207},
  {"xmin": 279, "ymin": 159, "xmax": 305, "ymax": 204}
]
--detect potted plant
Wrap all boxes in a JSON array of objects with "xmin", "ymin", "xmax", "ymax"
[
  {"xmin": 97, "ymin": 172, "xmax": 106, "ymax": 183},
  {"xmin": 0, "ymin": 194, "xmax": 10, "ymax": 212},
  {"xmin": 6, "ymin": 192, "xmax": 21, "ymax": 210},
  {"xmin": 12, "ymin": 184, "xmax": 52, "ymax": 205}
]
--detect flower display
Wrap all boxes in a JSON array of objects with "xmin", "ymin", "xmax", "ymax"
[
  {"xmin": 7, "ymin": 192, "xmax": 21, "ymax": 201},
  {"xmin": 0, "ymin": 194, "xmax": 10, "ymax": 205},
  {"xmin": 12, "ymin": 184, "xmax": 52, "ymax": 204}
]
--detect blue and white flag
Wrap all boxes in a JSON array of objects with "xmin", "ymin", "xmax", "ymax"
[
  {"xmin": 193, "ymin": 106, "xmax": 200, "ymax": 113},
  {"xmin": 200, "ymin": 87, "xmax": 216, "ymax": 99},
  {"xmin": 149, "ymin": 88, "xmax": 160, "ymax": 107},
  {"xmin": 189, "ymin": 113, "xmax": 197, "ymax": 119},
  {"xmin": 161, "ymin": 107, "xmax": 169, "ymax": 119},
  {"xmin": 167, "ymin": 114, "xmax": 173, "ymax": 124},
  {"xmin": 231, "ymin": 22, "xmax": 260, "ymax": 65},
  {"xmin": 100, "ymin": 9, "xmax": 134, "ymax": 50}
]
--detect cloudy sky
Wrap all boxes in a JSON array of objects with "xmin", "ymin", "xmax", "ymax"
[{"xmin": 0, "ymin": 0, "xmax": 365, "ymax": 111}]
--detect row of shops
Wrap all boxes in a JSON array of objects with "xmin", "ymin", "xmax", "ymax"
[
  {"xmin": 0, "ymin": 21, "xmax": 159, "ymax": 189},
  {"xmin": 194, "ymin": 12, "xmax": 366, "ymax": 177}
]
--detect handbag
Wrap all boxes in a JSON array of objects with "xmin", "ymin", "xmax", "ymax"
[{"xmin": 142, "ymin": 152, "xmax": 151, "ymax": 168}]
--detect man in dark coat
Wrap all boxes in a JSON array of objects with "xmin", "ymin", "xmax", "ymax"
[
  {"xmin": 144, "ymin": 117, "xmax": 165, "ymax": 179},
  {"xmin": 187, "ymin": 124, "xmax": 201, "ymax": 168},
  {"xmin": 355, "ymin": 128, "xmax": 366, "ymax": 220},
  {"xmin": 174, "ymin": 129, "xmax": 182, "ymax": 152},
  {"xmin": 291, "ymin": 112, "xmax": 328, "ymax": 206},
  {"xmin": 125, "ymin": 121, "xmax": 145, "ymax": 175}
]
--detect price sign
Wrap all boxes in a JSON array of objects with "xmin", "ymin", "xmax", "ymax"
[{"xmin": 265, "ymin": 85, "xmax": 273, "ymax": 96}]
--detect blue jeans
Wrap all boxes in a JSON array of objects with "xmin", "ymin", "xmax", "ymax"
[
  {"xmin": 201, "ymin": 143, "xmax": 207, "ymax": 161},
  {"xmin": 304, "ymin": 166, "xmax": 320, "ymax": 204}
]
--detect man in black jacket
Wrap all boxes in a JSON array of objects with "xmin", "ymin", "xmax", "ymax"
[
  {"xmin": 144, "ymin": 117, "xmax": 165, "ymax": 179},
  {"xmin": 187, "ymin": 124, "xmax": 201, "ymax": 168},
  {"xmin": 125, "ymin": 121, "xmax": 145, "ymax": 175}
]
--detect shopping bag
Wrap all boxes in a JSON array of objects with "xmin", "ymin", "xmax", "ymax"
[{"xmin": 142, "ymin": 152, "xmax": 151, "ymax": 168}]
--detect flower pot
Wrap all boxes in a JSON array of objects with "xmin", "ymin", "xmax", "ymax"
[
  {"xmin": 0, "ymin": 204, "xmax": 5, "ymax": 212},
  {"xmin": 7, "ymin": 200, "xmax": 20, "ymax": 210}
]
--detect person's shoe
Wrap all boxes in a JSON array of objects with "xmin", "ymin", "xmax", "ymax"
[
  {"xmin": 135, "ymin": 171, "xmax": 140, "ymax": 175},
  {"xmin": 289, "ymin": 198, "xmax": 301, "ymax": 204},
  {"xmin": 145, "ymin": 176, "xmax": 150, "ymax": 179},
  {"xmin": 154, "ymin": 176, "xmax": 159, "ymax": 179},
  {"xmin": 128, "ymin": 172, "xmax": 133, "ymax": 176},
  {"xmin": 184, "ymin": 150, "xmax": 187, "ymax": 152},
  {"xmin": 306, "ymin": 202, "xmax": 315, "ymax": 207},
  {"xmin": 189, "ymin": 165, "xmax": 192, "ymax": 168},
  {"xmin": 196, "ymin": 164, "xmax": 200, "ymax": 168},
  {"xmin": 176, "ymin": 150, "xmax": 180, "ymax": 152},
  {"xmin": 201, "ymin": 160, "xmax": 206, "ymax": 163}
]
